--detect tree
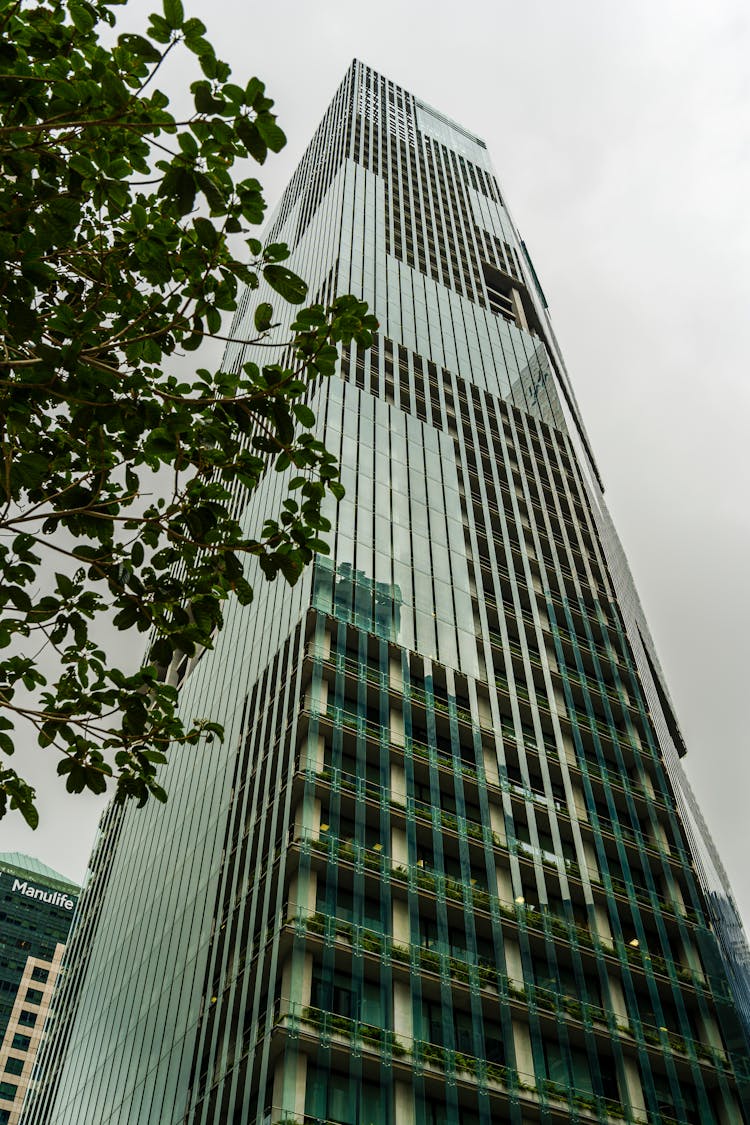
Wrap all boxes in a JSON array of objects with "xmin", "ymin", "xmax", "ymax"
[{"xmin": 0, "ymin": 0, "xmax": 376, "ymax": 826}]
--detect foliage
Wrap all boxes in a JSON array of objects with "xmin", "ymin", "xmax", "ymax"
[{"xmin": 0, "ymin": 0, "xmax": 376, "ymax": 825}]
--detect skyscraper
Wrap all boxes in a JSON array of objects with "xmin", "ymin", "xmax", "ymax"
[
  {"xmin": 0, "ymin": 854, "xmax": 78, "ymax": 1125},
  {"xmin": 26, "ymin": 61, "xmax": 750, "ymax": 1125}
]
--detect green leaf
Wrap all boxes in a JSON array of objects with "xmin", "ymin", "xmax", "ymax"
[
  {"xmin": 178, "ymin": 131, "xmax": 199, "ymax": 157},
  {"xmin": 264, "ymin": 264, "xmax": 308, "ymax": 305},
  {"xmin": 14, "ymin": 453, "xmax": 49, "ymax": 492},
  {"xmin": 101, "ymin": 69, "xmax": 128, "ymax": 108},
  {"xmin": 293, "ymin": 403, "xmax": 316, "ymax": 428},
  {"xmin": 244, "ymin": 77, "xmax": 264, "ymax": 106},
  {"xmin": 163, "ymin": 0, "xmax": 184, "ymax": 29},
  {"xmin": 147, "ymin": 12, "xmax": 172, "ymax": 42},
  {"xmin": 118, "ymin": 33, "xmax": 162, "ymax": 63},
  {"xmin": 193, "ymin": 82, "xmax": 214, "ymax": 115},
  {"xmin": 161, "ymin": 167, "xmax": 196, "ymax": 215},
  {"xmin": 253, "ymin": 302, "xmax": 273, "ymax": 332},
  {"xmin": 236, "ymin": 117, "xmax": 266, "ymax": 164},
  {"xmin": 263, "ymin": 242, "xmax": 290, "ymax": 263},
  {"xmin": 20, "ymin": 801, "xmax": 39, "ymax": 830},
  {"xmin": 69, "ymin": 1, "xmax": 95, "ymax": 32},
  {"xmin": 193, "ymin": 217, "xmax": 219, "ymax": 248},
  {"xmin": 256, "ymin": 114, "xmax": 286, "ymax": 153},
  {"xmin": 183, "ymin": 17, "xmax": 207, "ymax": 37}
]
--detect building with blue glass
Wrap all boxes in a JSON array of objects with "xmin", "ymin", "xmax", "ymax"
[
  {"xmin": 25, "ymin": 61, "xmax": 750, "ymax": 1125},
  {"xmin": 0, "ymin": 854, "xmax": 78, "ymax": 1125}
]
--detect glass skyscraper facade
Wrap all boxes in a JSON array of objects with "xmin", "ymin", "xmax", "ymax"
[{"xmin": 26, "ymin": 61, "xmax": 750, "ymax": 1125}]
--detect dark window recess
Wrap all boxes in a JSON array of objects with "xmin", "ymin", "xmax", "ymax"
[
  {"xmin": 482, "ymin": 261, "xmax": 518, "ymax": 324},
  {"xmin": 481, "ymin": 261, "xmax": 544, "ymax": 339}
]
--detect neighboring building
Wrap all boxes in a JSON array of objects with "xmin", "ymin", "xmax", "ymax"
[
  {"xmin": 673, "ymin": 767, "xmax": 750, "ymax": 1049},
  {"xmin": 25, "ymin": 62, "xmax": 750, "ymax": 1125},
  {"xmin": 0, "ymin": 855, "xmax": 78, "ymax": 1125}
]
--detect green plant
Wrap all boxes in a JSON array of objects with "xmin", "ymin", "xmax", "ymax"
[{"xmin": 0, "ymin": 0, "xmax": 375, "ymax": 824}]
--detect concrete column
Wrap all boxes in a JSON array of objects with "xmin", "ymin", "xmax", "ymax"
[
  {"xmin": 394, "ymin": 1079, "xmax": 415, "ymax": 1125},
  {"xmin": 294, "ymin": 797, "xmax": 321, "ymax": 838},
  {"xmin": 272, "ymin": 1053, "xmax": 307, "ymax": 1122},
  {"xmin": 483, "ymin": 745, "xmax": 500, "ymax": 787},
  {"xmin": 393, "ymin": 980, "xmax": 413, "ymax": 1043},
  {"xmin": 561, "ymin": 733, "xmax": 577, "ymax": 766},
  {"xmin": 640, "ymin": 770, "xmax": 656, "ymax": 799},
  {"xmin": 594, "ymin": 902, "xmax": 613, "ymax": 949},
  {"xmin": 512, "ymin": 1019, "xmax": 535, "ymax": 1085},
  {"xmin": 477, "ymin": 692, "xmax": 492, "ymax": 729},
  {"xmin": 681, "ymin": 939, "xmax": 705, "ymax": 981},
  {"xmin": 622, "ymin": 1056, "xmax": 646, "ymax": 1119},
  {"xmin": 299, "ymin": 733, "xmax": 325, "ymax": 772},
  {"xmin": 582, "ymin": 840, "xmax": 599, "ymax": 882},
  {"xmin": 391, "ymin": 762, "xmax": 407, "ymax": 805},
  {"xmin": 570, "ymin": 782, "xmax": 586, "ymax": 821},
  {"xmin": 489, "ymin": 802, "xmax": 506, "ymax": 845},
  {"xmin": 391, "ymin": 827, "xmax": 408, "ymax": 867},
  {"xmin": 496, "ymin": 863, "xmax": 513, "ymax": 906},
  {"xmin": 504, "ymin": 939, "xmax": 523, "ymax": 989},
  {"xmin": 288, "ymin": 870, "xmax": 318, "ymax": 919},
  {"xmin": 510, "ymin": 287, "xmax": 529, "ymax": 331},
  {"xmin": 310, "ymin": 628, "xmax": 331, "ymax": 660},
  {"xmin": 304, "ymin": 677, "xmax": 327, "ymax": 712},
  {"xmin": 280, "ymin": 951, "xmax": 313, "ymax": 1016},
  {"xmin": 392, "ymin": 897, "xmax": 410, "ymax": 945},
  {"xmin": 701, "ymin": 1011, "xmax": 725, "ymax": 1053},
  {"xmin": 606, "ymin": 974, "xmax": 629, "ymax": 1026},
  {"xmin": 391, "ymin": 708, "xmax": 405, "ymax": 747},
  {"xmin": 661, "ymin": 873, "xmax": 685, "ymax": 914}
]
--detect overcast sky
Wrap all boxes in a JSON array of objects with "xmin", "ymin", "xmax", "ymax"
[{"xmin": 5, "ymin": 1, "xmax": 749, "ymax": 933}]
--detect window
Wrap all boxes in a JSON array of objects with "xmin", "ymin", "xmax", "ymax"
[
  {"xmin": 425, "ymin": 1101, "xmax": 479, "ymax": 1125},
  {"xmin": 3, "ymin": 1057, "xmax": 22, "ymax": 1077},
  {"xmin": 650, "ymin": 1072, "xmax": 706, "ymax": 1120},
  {"xmin": 543, "ymin": 1041, "xmax": 619, "ymax": 1103},
  {"xmin": 11, "ymin": 1033, "xmax": 30, "ymax": 1051},
  {"xmin": 18, "ymin": 1010, "xmax": 37, "ymax": 1027},
  {"xmin": 316, "ymin": 886, "xmax": 383, "ymax": 933},
  {"xmin": 419, "ymin": 919, "xmax": 494, "ymax": 965},
  {"xmin": 31, "ymin": 967, "xmax": 48, "ymax": 983},
  {"xmin": 0, "ymin": 1082, "xmax": 17, "ymax": 1100},
  {"xmin": 305, "ymin": 1067, "xmax": 384, "ymax": 1125},
  {"xmin": 310, "ymin": 967, "xmax": 383, "ymax": 1027},
  {"xmin": 24, "ymin": 987, "xmax": 44, "ymax": 1005},
  {"xmin": 419, "ymin": 998, "xmax": 505, "ymax": 1066}
]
